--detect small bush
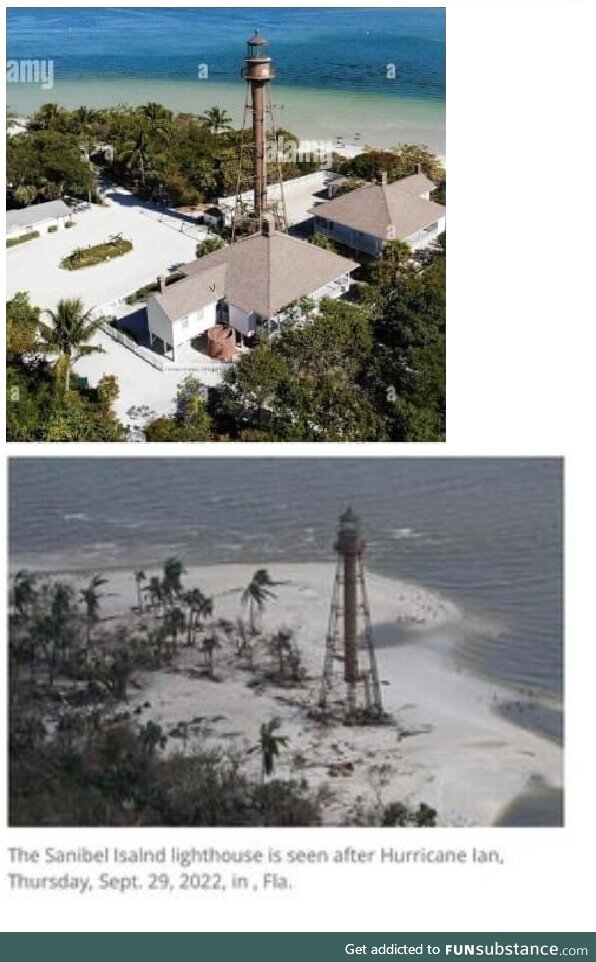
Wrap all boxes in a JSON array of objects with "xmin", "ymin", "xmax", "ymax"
[
  {"xmin": 7, "ymin": 231, "xmax": 40, "ymax": 248},
  {"xmin": 125, "ymin": 271, "xmax": 186, "ymax": 305},
  {"xmin": 196, "ymin": 236, "xmax": 226, "ymax": 258},
  {"xmin": 65, "ymin": 220, "xmax": 76, "ymax": 229},
  {"xmin": 47, "ymin": 225, "xmax": 58, "ymax": 234},
  {"xmin": 61, "ymin": 235, "xmax": 132, "ymax": 271}
]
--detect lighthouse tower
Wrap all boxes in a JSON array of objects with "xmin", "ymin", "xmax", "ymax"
[
  {"xmin": 319, "ymin": 507, "xmax": 383, "ymax": 718},
  {"xmin": 232, "ymin": 31, "xmax": 288, "ymax": 238}
]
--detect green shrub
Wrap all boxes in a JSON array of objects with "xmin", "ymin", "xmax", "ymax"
[
  {"xmin": 196, "ymin": 235, "xmax": 226, "ymax": 258},
  {"xmin": 65, "ymin": 220, "xmax": 76, "ymax": 229},
  {"xmin": 125, "ymin": 271, "xmax": 185, "ymax": 305},
  {"xmin": 47, "ymin": 224, "xmax": 58, "ymax": 233},
  {"xmin": 7, "ymin": 231, "xmax": 40, "ymax": 248},
  {"xmin": 61, "ymin": 235, "xmax": 132, "ymax": 270}
]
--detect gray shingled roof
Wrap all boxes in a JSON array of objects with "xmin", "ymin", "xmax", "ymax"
[
  {"xmin": 6, "ymin": 199, "xmax": 71, "ymax": 230},
  {"xmin": 177, "ymin": 230, "xmax": 358, "ymax": 319},
  {"xmin": 392, "ymin": 172, "xmax": 436, "ymax": 197},
  {"xmin": 154, "ymin": 263, "xmax": 227, "ymax": 321},
  {"xmin": 310, "ymin": 179, "xmax": 445, "ymax": 241}
]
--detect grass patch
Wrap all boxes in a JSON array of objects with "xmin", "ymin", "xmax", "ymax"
[
  {"xmin": 125, "ymin": 270, "xmax": 185, "ymax": 305},
  {"xmin": 60, "ymin": 233, "xmax": 132, "ymax": 271},
  {"xmin": 7, "ymin": 231, "xmax": 40, "ymax": 248}
]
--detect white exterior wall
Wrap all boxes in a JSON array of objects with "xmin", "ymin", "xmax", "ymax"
[
  {"xmin": 405, "ymin": 215, "xmax": 446, "ymax": 251},
  {"xmin": 171, "ymin": 301, "xmax": 216, "ymax": 349},
  {"xmin": 147, "ymin": 298, "xmax": 174, "ymax": 350},
  {"xmin": 147, "ymin": 296, "xmax": 216, "ymax": 358},
  {"xmin": 7, "ymin": 215, "xmax": 67, "ymax": 239}
]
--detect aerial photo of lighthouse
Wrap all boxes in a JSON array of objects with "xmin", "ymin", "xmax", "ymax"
[
  {"xmin": 7, "ymin": 8, "xmax": 446, "ymax": 442},
  {"xmin": 9, "ymin": 458, "xmax": 563, "ymax": 827}
]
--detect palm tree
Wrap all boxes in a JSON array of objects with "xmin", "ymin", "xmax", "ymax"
[
  {"xmin": 74, "ymin": 104, "xmax": 94, "ymax": 128},
  {"xmin": 46, "ymin": 581, "xmax": 76, "ymax": 684},
  {"xmin": 11, "ymin": 570, "xmax": 37, "ymax": 620},
  {"xmin": 80, "ymin": 574, "xmax": 108, "ymax": 657},
  {"xmin": 164, "ymin": 606, "xmax": 185, "ymax": 654},
  {"xmin": 201, "ymin": 106, "xmax": 232, "ymax": 134},
  {"xmin": 269, "ymin": 628, "xmax": 293, "ymax": 678},
  {"xmin": 121, "ymin": 129, "xmax": 150, "ymax": 187},
  {"xmin": 9, "ymin": 573, "xmax": 38, "ymax": 683},
  {"xmin": 35, "ymin": 102, "xmax": 63, "ymax": 130},
  {"xmin": 256, "ymin": 718, "xmax": 288, "ymax": 781},
  {"xmin": 162, "ymin": 556, "xmax": 186, "ymax": 608},
  {"xmin": 241, "ymin": 569, "xmax": 278, "ymax": 634},
  {"xmin": 183, "ymin": 588, "xmax": 213, "ymax": 646},
  {"xmin": 109, "ymin": 646, "xmax": 134, "ymax": 700},
  {"xmin": 201, "ymin": 632, "xmax": 221, "ymax": 678},
  {"xmin": 38, "ymin": 299, "xmax": 105, "ymax": 394},
  {"xmin": 231, "ymin": 616, "xmax": 256, "ymax": 669},
  {"xmin": 72, "ymin": 105, "xmax": 98, "ymax": 159},
  {"xmin": 138, "ymin": 102, "xmax": 172, "ymax": 125},
  {"xmin": 145, "ymin": 575, "xmax": 164, "ymax": 614},
  {"xmin": 134, "ymin": 570, "xmax": 146, "ymax": 613}
]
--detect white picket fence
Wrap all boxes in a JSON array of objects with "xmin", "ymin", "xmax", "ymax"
[{"xmin": 95, "ymin": 309, "xmax": 234, "ymax": 375}]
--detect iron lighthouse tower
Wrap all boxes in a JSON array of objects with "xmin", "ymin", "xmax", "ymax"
[
  {"xmin": 233, "ymin": 30, "xmax": 288, "ymax": 238},
  {"xmin": 319, "ymin": 508, "xmax": 384, "ymax": 719},
  {"xmin": 243, "ymin": 30, "xmax": 271, "ymax": 219}
]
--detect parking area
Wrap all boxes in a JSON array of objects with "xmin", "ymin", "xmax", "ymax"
[
  {"xmin": 7, "ymin": 185, "xmax": 223, "ymax": 437},
  {"xmin": 6, "ymin": 185, "xmax": 201, "ymax": 312}
]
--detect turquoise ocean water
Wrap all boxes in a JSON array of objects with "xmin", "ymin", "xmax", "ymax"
[{"xmin": 6, "ymin": 8, "xmax": 445, "ymax": 151}]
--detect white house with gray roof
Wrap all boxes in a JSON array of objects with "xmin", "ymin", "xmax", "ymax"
[
  {"xmin": 310, "ymin": 173, "xmax": 445, "ymax": 256},
  {"xmin": 6, "ymin": 199, "xmax": 72, "ymax": 239},
  {"xmin": 147, "ymin": 221, "xmax": 358, "ymax": 359}
]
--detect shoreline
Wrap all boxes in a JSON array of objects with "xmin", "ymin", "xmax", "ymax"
[
  {"xmin": 6, "ymin": 78, "xmax": 446, "ymax": 154},
  {"xmin": 11, "ymin": 561, "xmax": 563, "ymax": 826}
]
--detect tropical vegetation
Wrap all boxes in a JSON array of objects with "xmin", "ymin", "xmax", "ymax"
[
  {"xmin": 6, "ymin": 100, "xmax": 445, "ymax": 443},
  {"xmin": 60, "ymin": 234, "xmax": 133, "ymax": 271},
  {"xmin": 7, "ymin": 230, "xmax": 40, "ymax": 248},
  {"xmin": 7, "ymin": 102, "xmax": 318, "ymax": 210},
  {"xmin": 6, "ymin": 292, "xmax": 126, "ymax": 440},
  {"xmin": 9, "ymin": 560, "xmax": 436, "ymax": 826},
  {"xmin": 148, "ymin": 235, "xmax": 446, "ymax": 442}
]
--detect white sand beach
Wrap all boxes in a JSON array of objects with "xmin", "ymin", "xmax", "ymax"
[
  {"xmin": 61, "ymin": 562, "xmax": 562, "ymax": 827},
  {"xmin": 7, "ymin": 79, "xmax": 446, "ymax": 156}
]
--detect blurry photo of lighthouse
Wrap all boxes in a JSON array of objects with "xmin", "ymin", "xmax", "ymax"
[
  {"xmin": 319, "ymin": 507, "xmax": 384, "ymax": 720},
  {"xmin": 232, "ymin": 30, "xmax": 288, "ymax": 236}
]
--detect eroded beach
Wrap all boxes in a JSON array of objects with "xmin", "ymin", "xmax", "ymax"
[{"xmin": 54, "ymin": 562, "xmax": 562, "ymax": 827}]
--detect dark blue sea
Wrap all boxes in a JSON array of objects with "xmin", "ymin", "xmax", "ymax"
[{"xmin": 6, "ymin": 7, "xmax": 445, "ymax": 100}]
